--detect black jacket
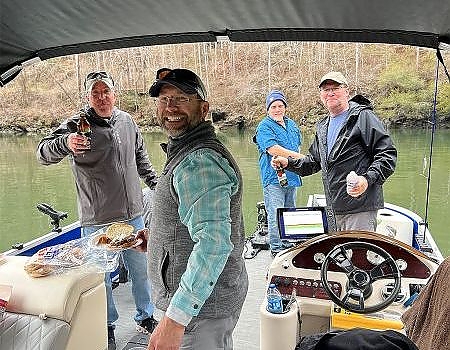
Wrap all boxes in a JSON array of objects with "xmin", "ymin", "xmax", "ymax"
[
  {"xmin": 296, "ymin": 328, "xmax": 418, "ymax": 350},
  {"xmin": 287, "ymin": 95, "xmax": 397, "ymax": 216}
]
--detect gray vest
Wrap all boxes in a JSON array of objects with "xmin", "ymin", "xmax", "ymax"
[{"xmin": 148, "ymin": 122, "xmax": 248, "ymax": 321}]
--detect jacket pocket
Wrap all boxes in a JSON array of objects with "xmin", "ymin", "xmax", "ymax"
[{"xmin": 160, "ymin": 249, "xmax": 170, "ymax": 292}]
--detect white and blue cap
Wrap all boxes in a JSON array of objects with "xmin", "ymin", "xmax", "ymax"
[
  {"xmin": 84, "ymin": 71, "xmax": 115, "ymax": 92},
  {"xmin": 265, "ymin": 90, "xmax": 287, "ymax": 111}
]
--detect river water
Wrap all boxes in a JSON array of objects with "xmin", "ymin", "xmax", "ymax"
[{"xmin": 0, "ymin": 128, "xmax": 449, "ymax": 256}]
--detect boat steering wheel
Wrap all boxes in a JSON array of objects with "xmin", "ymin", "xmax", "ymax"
[{"xmin": 320, "ymin": 241, "xmax": 401, "ymax": 314}]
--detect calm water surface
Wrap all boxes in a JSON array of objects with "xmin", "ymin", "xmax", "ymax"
[{"xmin": 0, "ymin": 128, "xmax": 449, "ymax": 256}]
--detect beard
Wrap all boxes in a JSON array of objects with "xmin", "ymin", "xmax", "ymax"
[{"xmin": 157, "ymin": 109, "xmax": 203, "ymax": 137}]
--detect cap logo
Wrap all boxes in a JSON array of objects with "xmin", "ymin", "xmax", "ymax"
[{"xmin": 157, "ymin": 69, "xmax": 171, "ymax": 80}]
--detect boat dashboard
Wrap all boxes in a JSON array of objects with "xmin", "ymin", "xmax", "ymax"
[{"xmin": 265, "ymin": 231, "xmax": 440, "ymax": 335}]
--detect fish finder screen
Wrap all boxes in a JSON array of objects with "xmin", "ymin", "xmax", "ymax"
[{"xmin": 277, "ymin": 207, "xmax": 328, "ymax": 241}]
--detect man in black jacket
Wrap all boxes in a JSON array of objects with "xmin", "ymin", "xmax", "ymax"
[{"xmin": 272, "ymin": 71, "xmax": 397, "ymax": 231}]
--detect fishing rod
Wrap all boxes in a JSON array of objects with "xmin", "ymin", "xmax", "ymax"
[{"xmin": 422, "ymin": 49, "xmax": 450, "ymax": 243}]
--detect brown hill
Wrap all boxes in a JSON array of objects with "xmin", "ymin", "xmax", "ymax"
[{"xmin": 0, "ymin": 42, "xmax": 449, "ymax": 134}]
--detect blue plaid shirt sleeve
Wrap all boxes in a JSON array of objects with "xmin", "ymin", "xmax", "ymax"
[{"xmin": 165, "ymin": 148, "xmax": 239, "ymax": 325}]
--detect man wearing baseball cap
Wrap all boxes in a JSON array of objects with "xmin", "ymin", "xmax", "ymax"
[
  {"xmin": 37, "ymin": 70, "xmax": 158, "ymax": 349},
  {"xmin": 272, "ymin": 71, "xmax": 397, "ymax": 232},
  {"xmin": 143, "ymin": 68, "xmax": 248, "ymax": 349}
]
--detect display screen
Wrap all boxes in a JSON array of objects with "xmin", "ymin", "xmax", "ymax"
[{"xmin": 277, "ymin": 207, "xmax": 328, "ymax": 241}]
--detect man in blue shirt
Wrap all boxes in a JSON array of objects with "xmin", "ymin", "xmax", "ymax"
[
  {"xmin": 140, "ymin": 68, "xmax": 248, "ymax": 350},
  {"xmin": 254, "ymin": 90, "xmax": 303, "ymax": 256}
]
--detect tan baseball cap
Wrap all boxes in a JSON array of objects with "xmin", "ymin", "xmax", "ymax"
[{"xmin": 319, "ymin": 71, "xmax": 348, "ymax": 88}]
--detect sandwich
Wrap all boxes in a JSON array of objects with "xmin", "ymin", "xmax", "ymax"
[{"xmin": 96, "ymin": 222, "xmax": 137, "ymax": 249}]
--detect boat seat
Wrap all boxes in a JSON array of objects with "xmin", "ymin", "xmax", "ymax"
[
  {"xmin": 376, "ymin": 208, "xmax": 413, "ymax": 246},
  {"xmin": 0, "ymin": 255, "xmax": 107, "ymax": 350}
]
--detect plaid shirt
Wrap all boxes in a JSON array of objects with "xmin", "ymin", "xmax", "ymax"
[{"xmin": 165, "ymin": 148, "xmax": 239, "ymax": 325}]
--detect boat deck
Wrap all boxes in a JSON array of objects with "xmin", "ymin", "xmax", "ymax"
[{"xmin": 114, "ymin": 247, "xmax": 272, "ymax": 350}]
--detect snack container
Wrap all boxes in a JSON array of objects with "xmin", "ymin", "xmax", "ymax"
[{"xmin": 23, "ymin": 235, "xmax": 120, "ymax": 278}]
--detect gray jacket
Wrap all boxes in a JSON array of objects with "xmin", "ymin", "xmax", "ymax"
[
  {"xmin": 36, "ymin": 107, "xmax": 157, "ymax": 225},
  {"xmin": 287, "ymin": 96, "xmax": 397, "ymax": 215}
]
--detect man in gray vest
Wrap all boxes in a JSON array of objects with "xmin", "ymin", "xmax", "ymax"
[{"xmin": 142, "ymin": 68, "xmax": 248, "ymax": 350}]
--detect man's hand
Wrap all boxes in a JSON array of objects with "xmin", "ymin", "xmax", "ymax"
[
  {"xmin": 147, "ymin": 315, "xmax": 185, "ymax": 350},
  {"xmin": 347, "ymin": 175, "xmax": 369, "ymax": 197},
  {"xmin": 271, "ymin": 155, "xmax": 288, "ymax": 170},
  {"xmin": 134, "ymin": 228, "xmax": 149, "ymax": 252},
  {"xmin": 67, "ymin": 133, "xmax": 90, "ymax": 155}
]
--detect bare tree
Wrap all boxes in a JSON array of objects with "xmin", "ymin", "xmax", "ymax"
[{"xmin": 267, "ymin": 43, "xmax": 271, "ymax": 90}]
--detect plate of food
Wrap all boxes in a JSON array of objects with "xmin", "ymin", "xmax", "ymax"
[{"xmin": 92, "ymin": 222, "xmax": 143, "ymax": 251}]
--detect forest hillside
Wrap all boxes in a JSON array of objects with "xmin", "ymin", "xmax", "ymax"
[{"xmin": 0, "ymin": 42, "xmax": 449, "ymax": 133}]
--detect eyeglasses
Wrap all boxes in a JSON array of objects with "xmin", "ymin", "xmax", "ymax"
[
  {"xmin": 154, "ymin": 95, "xmax": 202, "ymax": 106},
  {"xmin": 320, "ymin": 85, "xmax": 345, "ymax": 94},
  {"xmin": 86, "ymin": 71, "xmax": 111, "ymax": 80}
]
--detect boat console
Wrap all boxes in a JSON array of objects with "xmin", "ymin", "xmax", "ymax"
[
  {"xmin": 260, "ymin": 227, "xmax": 440, "ymax": 349},
  {"xmin": 0, "ymin": 255, "xmax": 107, "ymax": 350}
]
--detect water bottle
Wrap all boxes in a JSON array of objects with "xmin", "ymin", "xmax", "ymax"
[
  {"xmin": 276, "ymin": 167, "xmax": 288, "ymax": 187},
  {"xmin": 267, "ymin": 283, "xmax": 283, "ymax": 313},
  {"xmin": 346, "ymin": 171, "xmax": 358, "ymax": 194}
]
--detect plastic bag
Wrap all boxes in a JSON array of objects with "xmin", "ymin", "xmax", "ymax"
[{"xmin": 24, "ymin": 235, "xmax": 120, "ymax": 278}]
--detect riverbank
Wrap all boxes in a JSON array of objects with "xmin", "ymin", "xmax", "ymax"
[
  {"xmin": 0, "ymin": 111, "xmax": 449, "ymax": 136},
  {"xmin": 1, "ymin": 43, "xmax": 449, "ymax": 136}
]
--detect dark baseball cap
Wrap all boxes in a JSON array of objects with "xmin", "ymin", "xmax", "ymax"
[{"xmin": 148, "ymin": 68, "xmax": 207, "ymax": 100}]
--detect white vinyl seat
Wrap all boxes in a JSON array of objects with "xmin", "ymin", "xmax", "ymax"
[
  {"xmin": 0, "ymin": 255, "xmax": 107, "ymax": 350},
  {"xmin": 376, "ymin": 208, "xmax": 413, "ymax": 245}
]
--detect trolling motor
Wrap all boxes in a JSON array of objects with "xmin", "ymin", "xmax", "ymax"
[
  {"xmin": 250, "ymin": 201, "xmax": 270, "ymax": 250},
  {"xmin": 36, "ymin": 203, "xmax": 68, "ymax": 232}
]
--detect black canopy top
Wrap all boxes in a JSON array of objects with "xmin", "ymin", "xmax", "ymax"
[{"xmin": 1, "ymin": 0, "xmax": 449, "ymax": 85}]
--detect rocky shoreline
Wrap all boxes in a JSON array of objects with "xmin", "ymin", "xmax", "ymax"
[{"xmin": 0, "ymin": 113, "xmax": 448, "ymax": 136}]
